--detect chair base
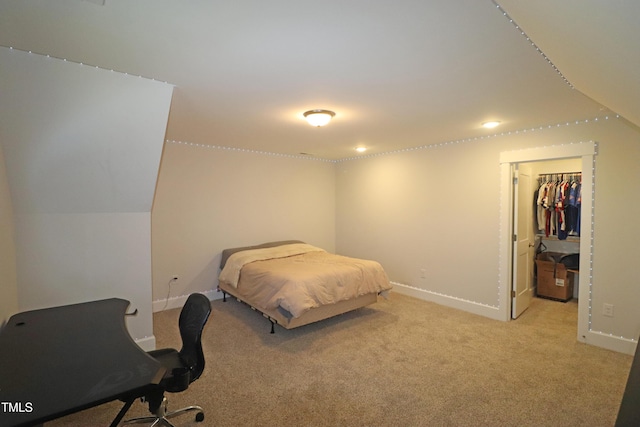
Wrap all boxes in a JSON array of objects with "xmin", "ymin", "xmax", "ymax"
[{"xmin": 123, "ymin": 397, "xmax": 204, "ymax": 427}]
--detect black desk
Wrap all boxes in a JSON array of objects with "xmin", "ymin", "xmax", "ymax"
[{"xmin": 0, "ymin": 298, "xmax": 164, "ymax": 427}]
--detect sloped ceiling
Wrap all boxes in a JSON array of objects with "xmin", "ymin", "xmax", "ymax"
[
  {"xmin": 0, "ymin": 0, "xmax": 636, "ymax": 160},
  {"xmin": 498, "ymin": 0, "xmax": 640, "ymax": 131}
]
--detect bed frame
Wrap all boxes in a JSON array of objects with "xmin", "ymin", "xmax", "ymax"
[
  {"xmin": 218, "ymin": 240, "xmax": 380, "ymax": 333},
  {"xmin": 218, "ymin": 281, "xmax": 378, "ymax": 333}
]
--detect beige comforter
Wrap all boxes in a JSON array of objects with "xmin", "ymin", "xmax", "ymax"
[{"xmin": 218, "ymin": 244, "xmax": 392, "ymax": 318}]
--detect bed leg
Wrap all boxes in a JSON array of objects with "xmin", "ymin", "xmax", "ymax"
[
  {"xmin": 270, "ymin": 320, "xmax": 275, "ymax": 334},
  {"xmin": 222, "ymin": 292, "xmax": 227, "ymax": 302}
]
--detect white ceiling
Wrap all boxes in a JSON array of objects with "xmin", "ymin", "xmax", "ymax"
[{"xmin": 0, "ymin": 0, "xmax": 637, "ymax": 160}]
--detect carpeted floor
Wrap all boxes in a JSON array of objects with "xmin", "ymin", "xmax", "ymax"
[{"xmin": 48, "ymin": 293, "xmax": 632, "ymax": 426}]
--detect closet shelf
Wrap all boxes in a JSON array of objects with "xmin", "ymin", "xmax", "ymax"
[{"xmin": 536, "ymin": 233, "xmax": 580, "ymax": 243}]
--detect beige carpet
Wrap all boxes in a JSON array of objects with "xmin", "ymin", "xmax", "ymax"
[{"xmin": 49, "ymin": 293, "xmax": 632, "ymax": 426}]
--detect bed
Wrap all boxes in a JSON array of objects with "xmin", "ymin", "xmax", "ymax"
[{"xmin": 217, "ymin": 240, "xmax": 392, "ymax": 332}]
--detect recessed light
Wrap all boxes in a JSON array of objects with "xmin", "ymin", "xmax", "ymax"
[
  {"xmin": 482, "ymin": 121, "xmax": 501, "ymax": 129},
  {"xmin": 355, "ymin": 147, "xmax": 367, "ymax": 153}
]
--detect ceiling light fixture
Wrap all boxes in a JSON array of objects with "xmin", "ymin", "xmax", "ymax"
[
  {"xmin": 482, "ymin": 121, "xmax": 501, "ymax": 129},
  {"xmin": 355, "ymin": 147, "xmax": 367, "ymax": 153},
  {"xmin": 303, "ymin": 109, "xmax": 335, "ymax": 127}
]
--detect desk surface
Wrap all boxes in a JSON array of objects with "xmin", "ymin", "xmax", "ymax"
[{"xmin": 0, "ymin": 298, "xmax": 164, "ymax": 427}]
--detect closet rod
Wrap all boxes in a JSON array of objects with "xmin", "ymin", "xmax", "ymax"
[
  {"xmin": 537, "ymin": 171, "xmax": 582, "ymax": 182},
  {"xmin": 538, "ymin": 171, "xmax": 581, "ymax": 176}
]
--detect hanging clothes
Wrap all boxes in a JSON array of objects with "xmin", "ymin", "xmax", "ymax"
[
  {"xmin": 535, "ymin": 173, "xmax": 581, "ymax": 239},
  {"xmin": 566, "ymin": 180, "xmax": 581, "ymax": 236}
]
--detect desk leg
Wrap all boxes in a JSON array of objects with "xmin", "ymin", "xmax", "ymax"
[{"xmin": 110, "ymin": 398, "xmax": 135, "ymax": 427}]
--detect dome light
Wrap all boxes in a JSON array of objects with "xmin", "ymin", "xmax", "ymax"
[
  {"xmin": 303, "ymin": 109, "xmax": 335, "ymax": 127},
  {"xmin": 482, "ymin": 121, "xmax": 501, "ymax": 129}
]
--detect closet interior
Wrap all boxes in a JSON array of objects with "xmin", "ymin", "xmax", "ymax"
[{"xmin": 527, "ymin": 159, "xmax": 581, "ymax": 303}]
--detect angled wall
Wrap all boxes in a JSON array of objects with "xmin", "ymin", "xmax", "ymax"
[{"xmin": 0, "ymin": 47, "xmax": 173, "ymax": 348}]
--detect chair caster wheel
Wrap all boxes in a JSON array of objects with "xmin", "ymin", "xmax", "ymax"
[{"xmin": 196, "ymin": 412, "xmax": 205, "ymax": 422}]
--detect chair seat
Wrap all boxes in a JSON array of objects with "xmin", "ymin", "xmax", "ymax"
[
  {"xmin": 149, "ymin": 348, "xmax": 182, "ymax": 374},
  {"xmin": 149, "ymin": 348, "xmax": 193, "ymax": 393}
]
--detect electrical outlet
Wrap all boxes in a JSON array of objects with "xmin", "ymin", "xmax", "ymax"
[
  {"xmin": 420, "ymin": 269, "xmax": 426, "ymax": 279},
  {"xmin": 603, "ymin": 303, "xmax": 614, "ymax": 317}
]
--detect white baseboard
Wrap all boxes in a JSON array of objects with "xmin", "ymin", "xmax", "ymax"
[
  {"xmin": 391, "ymin": 281, "xmax": 503, "ymax": 320},
  {"xmin": 152, "ymin": 288, "xmax": 222, "ymax": 313},
  {"xmin": 582, "ymin": 330, "xmax": 637, "ymax": 356}
]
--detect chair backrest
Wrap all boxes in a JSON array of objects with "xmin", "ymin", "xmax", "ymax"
[{"xmin": 178, "ymin": 293, "xmax": 212, "ymax": 383}]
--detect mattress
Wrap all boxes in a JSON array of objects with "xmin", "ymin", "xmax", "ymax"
[{"xmin": 218, "ymin": 242, "xmax": 392, "ymax": 324}]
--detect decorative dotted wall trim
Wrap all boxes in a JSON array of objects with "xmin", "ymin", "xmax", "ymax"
[
  {"xmin": 490, "ymin": 1, "xmax": 573, "ymax": 88},
  {"xmin": 337, "ymin": 115, "xmax": 619, "ymax": 162},
  {"xmin": 166, "ymin": 140, "xmax": 336, "ymax": 163},
  {"xmin": 2, "ymin": 45, "xmax": 173, "ymax": 85}
]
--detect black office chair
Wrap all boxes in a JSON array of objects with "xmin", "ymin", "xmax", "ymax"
[{"xmin": 124, "ymin": 293, "xmax": 212, "ymax": 426}]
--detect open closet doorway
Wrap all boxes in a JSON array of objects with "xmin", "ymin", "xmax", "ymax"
[
  {"xmin": 498, "ymin": 142, "xmax": 595, "ymax": 345},
  {"xmin": 512, "ymin": 158, "xmax": 582, "ymax": 319}
]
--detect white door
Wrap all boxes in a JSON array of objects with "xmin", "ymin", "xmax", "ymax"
[{"xmin": 512, "ymin": 164, "xmax": 533, "ymax": 319}]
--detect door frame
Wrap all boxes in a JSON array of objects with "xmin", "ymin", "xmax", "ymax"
[{"xmin": 498, "ymin": 141, "xmax": 595, "ymax": 344}]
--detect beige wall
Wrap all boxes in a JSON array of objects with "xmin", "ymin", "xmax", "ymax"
[
  {"xmin": 151, "ymin": 143, "xmax": 336, "ymax": 309},
  {"xmin": 589, "ymin": 121, "xmax": 640, "ymax": 341},
  {"xmin": 336, "ymin": 117, "xmax": 640, "ymax": 352},
  {"xmin": 0, "ymin": 143, "xmax": 18, "ymax": 323},
  {"xmin": 337, "ymin": 137, "xmax": 503, "ymax": 306}
]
